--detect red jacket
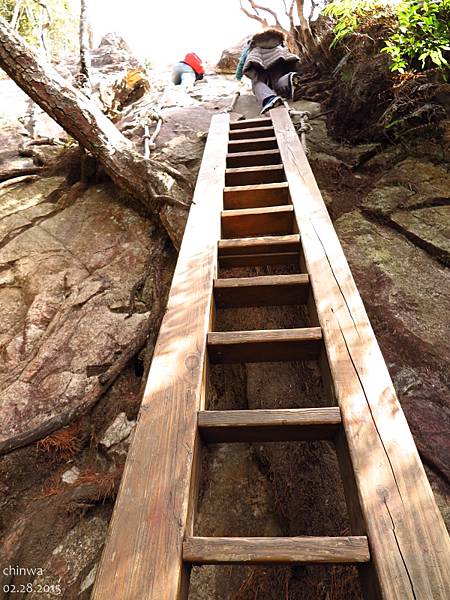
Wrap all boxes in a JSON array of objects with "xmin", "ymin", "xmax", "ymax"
[{"xmin": 183, "ymin": 53, "xmax": 204, "ymax": 75}]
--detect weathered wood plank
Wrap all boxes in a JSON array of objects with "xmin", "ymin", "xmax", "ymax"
[
  {"xmin": 221, "ymin": 205, "xmax": 294, "ymax": 239},
  {"xmin": 230, "ymin": 117, "xmax": 272, "ymax": 130},
  {"xmin": 214, "ymin": 274, "xmax": 310, "ymax": 307},
  {"xmin": 218, "ymin": 234, "xmax": 300, "ymax": 268},
  {"xmin": 226, "ymin": 149, "xmax": 282, "ymax": 168},
  {"xmin": 91, "ymin": 113, "xmax": 230, "ymax": 600},
  {"xmin": 208, "ymin": 327, "xmax": 322, "ymax": 363},
  {"xmin": 183, "ymin": 536, "xmax": 370, "ymax": 565},
  {"xmin": 198, "ymin": 407, "xmax": 341, "ymax": 442},
  {"xmin": 223, "ymin": 181, "xmax": 289, "ymax": 209},
  {"xmin": 229, "ymin": 126, "xmax": 275, "ymax": 140},
  {"xmin": 225, "ymin": 164, "xmax": 285, "ymax": 186},
  {"xmin": 228, "ymin": 136, "xmax": 278, "ymax": 153},
  {"xmin": 271, "ymin": 105, "xmax": 450, "ymax": 599},
  {"xmin": 219, "ymin": 234, "xmax": 300, "ymax": 255}
]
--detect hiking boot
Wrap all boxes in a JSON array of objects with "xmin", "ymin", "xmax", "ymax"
[
  {"xmin": 289, "ymin": 72, "xmax": 302, "ymax": 101},
  {"xmin": 260, "ymin": 95, "xmax": 283, "ymax": 114}
]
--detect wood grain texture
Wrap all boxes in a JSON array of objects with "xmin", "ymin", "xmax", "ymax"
[
  {"xmin": 183, "ymin": 536, "xmax": 370, "ymax": 565},
  {"xmin": 226, "ymin": 149, "xmax": 281, "ymax": 168},
  {"xmin": 225, "ymin": 164, "xmax": 285, "ymax": 186},
  {"xmin": 223, "ymin": 181, "xmax": 289, "ymax": 209},
  {"xmin": 198, "ymin": 407, "xmax": 341, "ymax": 442},
  {"xmin": 221, "ymin": 205, "xmax": 294, "ymax": 238},
  {"xmin": 208, "ymin": 327, "xmax": 322, "ymax": 363},
  {"xmin": 214, "ymin": 274, "xmax": 310, "ymax": 307},
  {"xmin": 229, "ymin": 126, "xmax": 275, "ymax": 140},
  {"xmin": 228, "ymin": 136, "xmax": 278, "ymax": 153},
  {"xmin": 271, "ymin": 106, "xmax": 450, "ymax": 599},
  {"xmin": 219, "ymin": 234, "xmax": 300, "ymax": 255},
  {"xmin": 218, "ymin": 234, "xmax": 300, "ymax": 268},
  {"xmin": 230, "ymin": 117, "xmax": 272, "ymax": 130},
  {"xmin": 91, "ymin": 114, "xmax": 230, "ymax": 600}
]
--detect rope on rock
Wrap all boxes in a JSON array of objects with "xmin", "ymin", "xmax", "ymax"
[
  {"xmin": 225, "ymin": 90, "xmax": 241, "ymax": 114},
  {"xmin": 283, "ymin": 100, "xmax": 312, "ymax": 154},
  {"xmin": 143, "ymin": 108, "xmax": 163, "ymax": 159}
]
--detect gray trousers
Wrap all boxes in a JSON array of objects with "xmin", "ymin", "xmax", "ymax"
[{"xmin": 246, "ymin": 65, "xmax": 293, "ymax": 107}]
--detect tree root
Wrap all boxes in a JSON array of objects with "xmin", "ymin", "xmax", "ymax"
[{"xmin": 0, "ymin": 166, "xmax": 43, "ymax": 182}]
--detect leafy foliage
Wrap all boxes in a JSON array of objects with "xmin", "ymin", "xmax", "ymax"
[
  {"xmin": 323, "ymin": 0, "xmax": 388, "ymax": 48},
  {"xmin": 0, "ymin": 0, "xmax": 77, "ymax": 58},
  {"xmin": 381, "ymin": 0, "xmax": 450, "ymax": 73},
  {"xmin": 324, "ymin": 0, "xmax": 450, "ymax": 74}
]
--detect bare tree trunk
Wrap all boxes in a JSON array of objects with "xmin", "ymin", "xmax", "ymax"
[
  {"xmin": 0, "ymin": 16, "xmax": 180, "ymax": 222},
  {"xmin": 295, "ymin": 0, "xmax": 330, "ymax": 67},
  {"xmin": 295, "ymin": 0, "xmax": 317, "ymax": 52},
  {"xmin": 79, "ymin": 0, "xmax": 91, "ymax": 91}
]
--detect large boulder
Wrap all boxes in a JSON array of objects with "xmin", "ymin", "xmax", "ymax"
[
  {"xmin": 216, "ymin": 38, "xmax": 248, "ymax": 74},
  {"xmin": 335, "ymin": 210, "xmax": 450, "ymax": 506},
  {"xmin": 90, "ymin": 33, "xmax": 143, "ymax": 73},
  {"xmin": 0, "ymin": 177, "xmax": 156, "ymax": 453},
  {"xmin": 362, "ymin": 158, "xmax": 450, "ymax": 264}
]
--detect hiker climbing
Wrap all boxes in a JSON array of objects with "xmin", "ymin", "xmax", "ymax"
[
  {"xmin": 172, "ymin": 52, "xmax": 205, "ymax": 87},
  {"xmin": 236, "ymin": 29, "xmax": 301, "ymax": 114}
]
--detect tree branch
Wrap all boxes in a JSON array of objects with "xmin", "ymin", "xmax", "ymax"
[
  {"xmin": 0, "ymin": 16, "xmax": 181, "ymax": 223},
  {"xmin": 248, "ymin": 0, "xmax": 284, "ymax": 30},
  {"xmin": 239, "ymin": 0, "xmax": 269, "ymax": 28}
]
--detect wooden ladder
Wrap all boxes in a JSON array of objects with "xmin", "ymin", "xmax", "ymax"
[{"xmin": 92, "ymin": 108, "xmax": 450, "ymax": 600}]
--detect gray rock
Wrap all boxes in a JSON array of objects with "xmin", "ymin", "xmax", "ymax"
[
  {"xmin": 100, "ymin": 412, "xmax": 135, "ymax": 449},
  {"xmin": 335, "ymin": 210, "xmax": 450, "ymax": 482},
  {"xmin": 216, "ymin": 39, "xmax": 249, "ymax": 73},
  {"xmin": 362, "ymin": 158, "xmax": 450, "ymax": 261},
  {"xmin": 61, "ymin": 466, "xmax": 80, "ymax": 485},
  {"xmin": 28, "ymin": 517, "xmax": 107, "ymax": 599},
  {"xmin": 392, "ymin": 205, "xmax": 450, "ymax": 261},
  {"xmin": 0, "ymin": 180, "xmax": 152, "ymax": 453},
  {"xmin": 79, "ymin": 564, "xmax": 97, "ymax": 594}
]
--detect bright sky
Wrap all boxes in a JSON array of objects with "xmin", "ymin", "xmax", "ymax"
[{"xmin": 86, "ymin": 0, "xmax": 262, "ymax": 66}]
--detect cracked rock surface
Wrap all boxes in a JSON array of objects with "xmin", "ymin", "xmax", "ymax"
[{"xmin": 0, "ymin": 177, "xmax": 152, "ymax": 453}]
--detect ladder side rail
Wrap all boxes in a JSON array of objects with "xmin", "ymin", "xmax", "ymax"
[
  {"xmin": 92, "ymin": 113, "xmax": 230, "ymax": 600},
  {"xmin": 271, "ymin": 106, "xmax": 450, "ymax": 600}
]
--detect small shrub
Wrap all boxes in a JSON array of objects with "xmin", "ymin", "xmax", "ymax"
[
  {"xmin": 323, "ymin": 0, "xmax": 388, "ymax": 47},
  {"xmin": 324, "ymin": 0, "xmax": 450, "ymax": 74},
  {"xmin": 381, "ymin": 0, "xmax": 450, "ymax": 73}
]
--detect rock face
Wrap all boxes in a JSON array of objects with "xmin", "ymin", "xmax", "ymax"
[
  {"xmin": 28, "ymin": 516, "xmax": 107, "ymax": 599},
  {"xmin": 90, "ymin": 34, "xmax": 142, "ymax": 73},
  {"xmin": 216, "ymin": 38, "xmax": 248, "ymax": 73},
  {"xmin": 0, "ymin": 177, "xmax": 154, "ymax": 453},
  {"xmin": 336, "ymin": 211, "xmax": 450, "ymax": 483},
  {"xmin": 361, "ymin": 158, "xmax": 450, "ymax": 264}
]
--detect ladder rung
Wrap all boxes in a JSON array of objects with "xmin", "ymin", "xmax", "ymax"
[
  {"xmin": 183, "ymin": 536, "xmax": 371, "ymax": 565},
  {"xmin": 218, "ymin": 234, "xmax": 300, "ymax": 267},
  {"xmin": 198, "ymin": 407, "xmax": 342, "ymax": 443},
  {"xmin": 207, "ymin": 328, "xmax": 322, "ymax": 363},
  {"xmin": 230, "ymin": 117, "xmax": 272, "ymax": 130},
  {"xmin": 229, "ymin": 126, "xmax": 275, "ymax": 141},
  {"xmin": 225, "ymin": 164, "xmax": 285, "ymax": 187},
  {"xmin": 214, "ymin": 274, "xmax": 309, "ymax": 308},
  {"xmin": 228, "ymin": 137, "xmax": 278, "ymax": 153},
  {"xmin": 219, "ymin": 234, "xmax": 300, "ymax": 255},
  {"xmin": 224, "ymin": 181, "xmax": 289, "ymax": 210},
  {"xmin": 226, "ymin": 149, "xmax": 281, "ymax": 169},
  {"xmin": 221, "ymin": 205, "xmax": 294, "ymax": 239}
]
